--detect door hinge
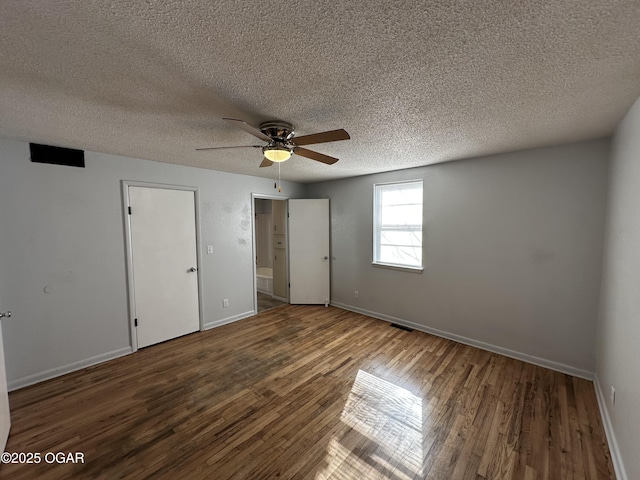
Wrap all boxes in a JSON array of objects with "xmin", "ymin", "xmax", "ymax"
[
  {"xmin": 134, "ymin": 318, "xmax": 138, "ymax": 327},
  {"xmin": 288, "ymin": 282, "xmax": 290, "ymax": 288},
  {"xmin": 128, "ymin": 206, "xmax": 132, "ymax": 215},
  {"xmin": 287, "ymin": 212, "xmax": 289, "ymax": 218}
]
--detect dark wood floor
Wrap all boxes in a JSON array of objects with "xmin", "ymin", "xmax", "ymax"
[
  {"xmin": 257, "ymin": 291, "xmax": 287, "ymax": 313},
  {"xmin": 2, "ymin": 305, "xmax": 614, "ymax": 479}
]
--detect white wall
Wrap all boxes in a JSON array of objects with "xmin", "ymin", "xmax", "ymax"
[
  {"xmin": 307, "ymin": 140, "xmax": 610, "ymax": 375},
  {"xmin": 595, "ymin": 97, "xmax": 640, "ymax": 480},
  {"xmin": 0, "ymin": 139, "xmax": 304, "ymax": 389}
]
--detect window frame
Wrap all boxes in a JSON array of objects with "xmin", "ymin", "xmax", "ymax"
[{"xmin": 372, "ymin": 179, "xmax": 424, "ymax": 273}]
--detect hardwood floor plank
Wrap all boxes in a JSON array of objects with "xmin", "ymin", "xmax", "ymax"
[{"xmin": 1, "ymin": 305, "xmax": 615, "ymax": 479}]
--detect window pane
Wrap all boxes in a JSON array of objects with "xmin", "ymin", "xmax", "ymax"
[
  {"xmin": 380, "ymin": 204, "xmax": 422, "ymax": 226},
  {"xmin": 380, "ymin": 230, "xmax": 422, "ymax": 247},
  {"xmin": 379, "ymin": 245, "xmax": 422, "ymax": 267},
  {"xmin": 374, "ymin": 180, "xmax": 423, "ymax": 269},
  {"xmin": 380, "ymin": 184, "xmax": 422, "ymax": 206}
]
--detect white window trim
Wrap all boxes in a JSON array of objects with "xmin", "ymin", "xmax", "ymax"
[
  {"xmin": 371, "ymin": 261, "xmax": 424, "ymax": 273},
  {"xmin": 372, "ymin": 179, "xmax": 424, "ymax": 272}
]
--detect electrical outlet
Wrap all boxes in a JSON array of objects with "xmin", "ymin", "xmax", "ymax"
[
  {"xmin": 206, "ymin": 245, "xmax": 214, "ymax": 254},
  {"xmin": 223, "ymin": 298, "xmax": 229, "ymax": 308},
  {"xmin": 354, "ymin": 291, "xmax": 359, "ymax": 299},
  {"xmin": 610, "ymin": 386, "xmax": 616, "ymax": 407}
]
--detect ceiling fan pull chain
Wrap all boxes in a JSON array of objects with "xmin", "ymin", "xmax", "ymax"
[{"xmin": 278, "ymin": 163, "xmax": 282, "ymax": 192}]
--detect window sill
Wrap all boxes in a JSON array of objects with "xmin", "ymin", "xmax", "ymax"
[{"xmin": 372, "ymin": 262, "xmax": 424, "ymax": 273}]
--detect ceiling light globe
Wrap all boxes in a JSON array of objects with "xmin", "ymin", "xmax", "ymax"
[{"xmin": 263, "ymin": 147, "xmax": 291, "ymax": 162}]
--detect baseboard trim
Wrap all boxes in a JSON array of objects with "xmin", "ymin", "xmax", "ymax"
[
  {"xmin": 204, "ymin": 310, "xmax": 255, "ymax": 330},
  {"xmin": 8, "ymin": 346, "xmax": 133, "ymax": 392},
  {"xmin": 331, "ymin": 302, "xmax": 594, "ymax": 380},
  {"xmin": 594, "ymin": 376, "xmax": 627, "ymax": 480},
  {"xmin": 8, "ymin": 311, "xmax": 257, "ymax": 392}
]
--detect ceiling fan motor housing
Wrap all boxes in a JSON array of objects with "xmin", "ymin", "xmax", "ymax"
[{"xmin": 259, "ymin": 120, "xmax": 295, "ymax": 142}]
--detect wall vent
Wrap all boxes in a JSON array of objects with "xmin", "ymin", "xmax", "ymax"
[
  {"xmin": 30, "ymin": 143, "xmax": 85, "ymax": 168},
  {"xmin": 390, "ymin": 323, "xmax": 414, "ymax": 332}
]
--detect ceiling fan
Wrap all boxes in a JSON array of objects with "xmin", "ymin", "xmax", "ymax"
[{"xmin": 197, "ymin": 118, "xmax": 350, "ymax": 167}]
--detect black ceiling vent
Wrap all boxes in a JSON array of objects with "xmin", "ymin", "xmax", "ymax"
[{"xmin": 30, "ymin": 143, "xmax": 85, "ymax": 168}]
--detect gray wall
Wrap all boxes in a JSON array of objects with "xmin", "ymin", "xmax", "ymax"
[
  {"xmin": 596, "ymin": 97, "xmax": 640, "ymax": 480},
  {"xmin": 0, "ymin": 135, "xmax": 616, "ymax": 395},
  {"xmin": 0, "ymin": 139, "xmax": 304, "ymax": 388},
  {"xmin": 307, "ymin": 140, "xmax": 610, "ymax": 375}
]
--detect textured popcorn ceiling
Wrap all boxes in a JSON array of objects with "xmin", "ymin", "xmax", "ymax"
[{"xmin": 1, "ymin": 1, "xmax": 639, "ymax": 183}]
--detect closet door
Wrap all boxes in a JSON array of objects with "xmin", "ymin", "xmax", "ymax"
[
  {"xmin": 288, "ymin": 199, "xmax": 330, "ymax": 305},
  {"xmin": 128, "ymin": 186, "xmax": 200, "ymax": 348}
]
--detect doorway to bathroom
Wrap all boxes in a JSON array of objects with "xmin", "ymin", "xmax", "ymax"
[{"xmin": 253, "ymin": 196, "xmax": 288, "ymax": 313}]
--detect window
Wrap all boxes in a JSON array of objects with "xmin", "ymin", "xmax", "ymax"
[{"xmin": 373, "ymin": 180, "xmax": 423, "ymax": 270}]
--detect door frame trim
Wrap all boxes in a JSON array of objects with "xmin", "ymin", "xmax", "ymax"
[
  {"xmin": 122, "ymin": 181, "xmax": 204, "ymax": 352},
  {"xmin": 251, "ymin": 193, "xmax": 290, "ymax": 315}
]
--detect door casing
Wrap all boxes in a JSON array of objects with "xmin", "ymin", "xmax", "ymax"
[{"xmin": 122, "ymin": 181, "xmax": 204, "ymax": 352}]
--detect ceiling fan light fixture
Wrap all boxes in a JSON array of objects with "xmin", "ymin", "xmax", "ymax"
[
  {"xmin": 263, "ymin": 145, "xmax": 292, "ymax": 162},
  {"xmin": 201, "ymin": 118, "xmax": 349, "ymax": 167}
]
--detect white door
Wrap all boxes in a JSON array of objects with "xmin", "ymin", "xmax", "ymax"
[
  {"xmin": 0, "ymin": 309, "xmax": 10, "ymax": 451},
  {"xmin": 129, "ymin": 187, "xmax": 200, "ymax": 348},
  {"xmin": 289, "ymin": 199, "xmax": 330, "ymax": 304}
]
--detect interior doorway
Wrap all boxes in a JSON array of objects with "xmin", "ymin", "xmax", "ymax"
[
  {"xmin": 124, "ymin": 182, "xmax": 203, "ymax": 351},
  {"xmin": 252, "ymin": 195, "xmax": 332, "ymax": 312},
  {"xmin": 253, "ymin": 195, "xmax": 288, "ymax": 313}
]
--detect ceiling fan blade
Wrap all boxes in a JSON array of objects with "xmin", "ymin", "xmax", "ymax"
[
  {"xmin": 294, "ymin": 147, "xmax": 339, "ymax": 165},
  {"xmin": 292, "ymin": 129, "xmax": 350, "ymax": 146},
  {"xmin": 223, "ymin": 118, "xmax": 272, "ymax": 142},
  {"xmin": 259, "ymin": 157, "xmax": 274, "ymax": 168},
  {"xmin": 196, "ymin": 145, "xmax": 261, "ymax": 151}
]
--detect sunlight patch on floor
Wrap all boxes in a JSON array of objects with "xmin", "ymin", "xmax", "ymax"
[{"xmin": 316, "ymin": 370, "xmax": 423, "ymax": 479}]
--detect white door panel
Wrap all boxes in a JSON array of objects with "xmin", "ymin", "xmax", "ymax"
[
  {"xmin": 129, "ymin": 187, "xmax": 200, "ymax": 348},
  {"xmin": 289, "ymin": 199, "xmax": 330, "ymax": 304},
  {"xmin": 0, "ymin": 315, "xmax": 10, "ymax": 451}
]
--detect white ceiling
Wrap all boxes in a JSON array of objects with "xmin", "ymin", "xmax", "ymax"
[{"xmin": 1, "ymin": 1, "xmax": 639, "ymax": 183}]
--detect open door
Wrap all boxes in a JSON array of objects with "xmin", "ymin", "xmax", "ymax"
[
  {"xmin": 0, "ymin": 308, "xmax": 10, "ymax": 451},
  {"xmin": 288, "ymin": 199, "xmax": 330, "ymax": 305}
]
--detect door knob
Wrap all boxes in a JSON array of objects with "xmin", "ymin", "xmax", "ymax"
[
  {"xmin": 188, "ymin": 267, "xmax": 198, "ymax": 273},
  {"xmin": 0, "ymin": 311, "xmax": 11, "ymax": 319},
  {"xmin": 323, "ymin": 256, "xmax": 329, "ymax": 260}
]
